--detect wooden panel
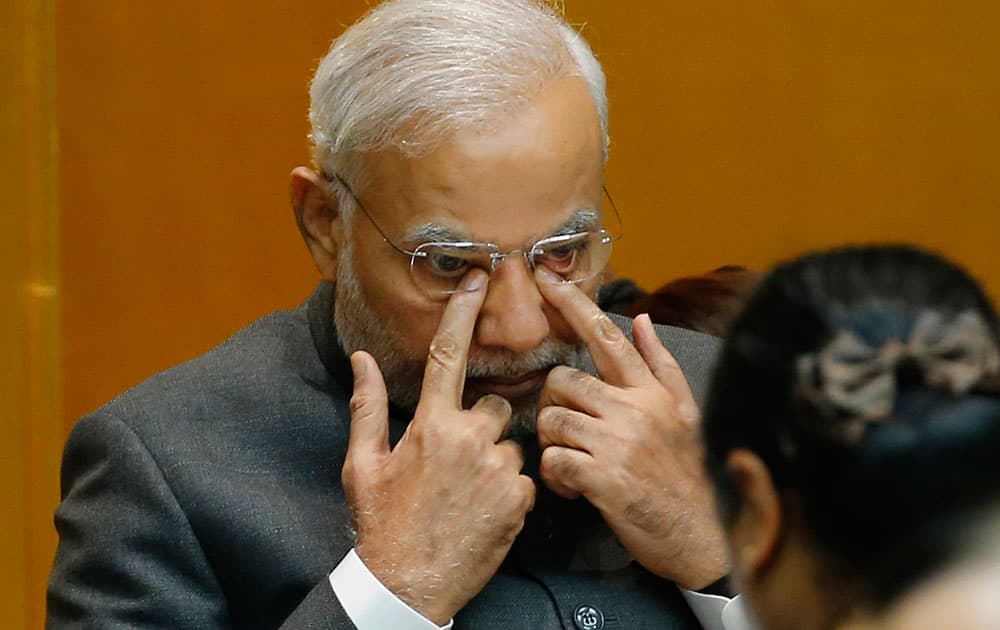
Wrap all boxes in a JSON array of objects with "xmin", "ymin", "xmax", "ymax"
[
  {"xmin": 566, "ymin": 1, "xmax": 1000, "ymax": 295},
  {"xmin": 1, "ymin": 0, "xmax": 61, "ymax": 626},
  {"xmin": 58, "ymin": 1, "xmax": 370, "ymax": 424}
]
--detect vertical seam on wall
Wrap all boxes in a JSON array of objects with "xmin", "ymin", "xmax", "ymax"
[{"xmin": 23, "ymin": 0, "xmax": 61, "ymax": 626}]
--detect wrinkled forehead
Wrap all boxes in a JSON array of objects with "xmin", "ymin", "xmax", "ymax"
[
  {"xmin": 363, "ymin": 177, "xmax": 606, "ymax": 250},
  {"xmin": 356, "ymin": 76, "xmax": 606, "ymax": 248}
]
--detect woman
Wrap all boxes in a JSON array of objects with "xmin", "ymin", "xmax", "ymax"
[{"xmin": 701, "ymin": 245, "xmax": 1000, "ymax": 629}]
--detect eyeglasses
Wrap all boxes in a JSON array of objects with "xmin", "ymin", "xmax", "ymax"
[{"xmin": 331, "ymin": 174, "xmax": 623, "ymax": 301}]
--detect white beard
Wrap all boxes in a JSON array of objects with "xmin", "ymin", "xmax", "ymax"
[{"xmin": 333, "ymin": 240, "xmax": 584, "ymax": 437}]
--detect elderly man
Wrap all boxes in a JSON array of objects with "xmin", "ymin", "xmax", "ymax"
[{"xmin": 49, "ymin": 1, "xmax": 745, "ymax": 628}]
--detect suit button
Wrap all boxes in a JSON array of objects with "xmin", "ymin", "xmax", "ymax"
[{"xmin": 573, "ymin": 605, "xmax": 605, "ymax": 630}]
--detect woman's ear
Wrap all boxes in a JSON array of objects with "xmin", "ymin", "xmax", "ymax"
[
  {"xmin": 290, "ymin": 166, "xmax": 342, "ymax": 281},
  {"xmin": 725, "ymin": 449, "xmax": 784, "ymax": 579}
]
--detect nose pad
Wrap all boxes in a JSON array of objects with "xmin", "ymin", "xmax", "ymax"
[
  {"xmin": 489, "ymin": 249, "xmax": 533, "ymax": 273},
  {"xmin": 475, "ymin": 254, "xmax": 550, "ymax": 353}
]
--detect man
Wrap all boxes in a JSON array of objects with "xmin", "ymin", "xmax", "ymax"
[{"xmin": 48, "ymin": 1, "xmax": 742, "ymax": 627}]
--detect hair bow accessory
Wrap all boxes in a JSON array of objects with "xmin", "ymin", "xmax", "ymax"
[{"xmin": 796, "ymin": 310, "xmax": 1000, "ymax": 444}]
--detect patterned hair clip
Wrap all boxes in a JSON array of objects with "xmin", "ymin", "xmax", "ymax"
[{"xmin": 795, "ymin": 310, "xmax": 1000, "ymax": 445}]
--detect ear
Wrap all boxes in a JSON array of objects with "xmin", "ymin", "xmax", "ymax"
[
  {"xmin": 291, "ymin": 166, "xmax": 342, "ymax": 282},
  {"xmin": 725, "ymin": 449, "xmax": 784, "ymax": 579}
]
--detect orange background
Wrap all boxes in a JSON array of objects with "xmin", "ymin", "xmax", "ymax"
[{"xmin": 5, "ymin": 0, "xmax": 999, "ymax": 625}]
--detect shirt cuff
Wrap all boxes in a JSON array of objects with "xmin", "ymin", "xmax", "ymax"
[
  {"xmin": 329, "ymin": 548, "xmax": 454, "ymax": 630},
  {"xmin": 680, "ymin": 587, "xmax": 757, "ymax": 630}
]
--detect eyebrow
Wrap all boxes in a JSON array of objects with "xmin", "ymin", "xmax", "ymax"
[
  {"xmin": 552, "ymin": 210, "xmax": 600, "ymax": 236},
  {"xmin": 402, "ymin": 209, "xmax": 601, "ymax": 246},
  {"xmin": 402, "ymin": 223, "xmax": 467, "ymax": 245}
]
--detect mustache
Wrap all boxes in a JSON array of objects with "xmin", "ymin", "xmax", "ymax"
[{"xmin": 463, "ymin": 341, "xmax": 582, "ymax": 379}]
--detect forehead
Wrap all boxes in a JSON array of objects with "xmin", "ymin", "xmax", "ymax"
[{"xmin": 357, "ymin": 77, "xmax": 605, "ymax": 247}]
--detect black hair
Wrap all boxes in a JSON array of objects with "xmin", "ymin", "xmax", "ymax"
[{"xmin": 702, "ymin": 244, "xmax": 1000, "ymax": 609}]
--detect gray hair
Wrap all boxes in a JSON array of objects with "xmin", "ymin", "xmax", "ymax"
[{"xmin": 308, "ymin": 0, "xmax": 608, "ymax": 212}]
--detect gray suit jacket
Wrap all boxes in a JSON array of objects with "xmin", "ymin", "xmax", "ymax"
[{"xmin": 48, "ymin": 281, "xmax": 721, "ymax": 629}]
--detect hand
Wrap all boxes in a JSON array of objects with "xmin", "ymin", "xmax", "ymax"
[
  {"xmin": 342, "ymin": 270, "xmax": 536, "ymax": 624},
  {"xmin": 535, "ymin": 269, "xmax": 728, "ymax": 589}
]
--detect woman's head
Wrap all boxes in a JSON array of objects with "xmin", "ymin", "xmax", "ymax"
[{"xmin": 702, "ymin": 245, "xmax": 1000, "ymax": 627}]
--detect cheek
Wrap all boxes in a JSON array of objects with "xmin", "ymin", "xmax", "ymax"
[
  {"xmin": 355, "ymin": 258, "xmax": 447, "ymax": 353},
  {"xmin": 351, "ymin": 233, "xmax": 421, "ymax": 312}
]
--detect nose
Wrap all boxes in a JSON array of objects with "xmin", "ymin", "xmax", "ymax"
[{"xmin": 474, "ymin": 254, "xmax": 550, "ymax": 353}]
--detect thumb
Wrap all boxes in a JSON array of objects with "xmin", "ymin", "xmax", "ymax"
[{"xmin": 346, "ymin": 351, "xmax": 391, "ymax": 473}]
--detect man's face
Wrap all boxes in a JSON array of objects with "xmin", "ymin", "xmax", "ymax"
[{"xmin": 334, "ymin": 76, "xmax": 605, "ymax": 435}]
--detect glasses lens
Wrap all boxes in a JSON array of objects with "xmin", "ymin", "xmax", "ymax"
[
  {"xmin": 530, "ymin": 230, "xmax": 613, "ymax": 284},
  {"xmin": 411, "ymin": 242, "xmax": 494, "ymax": 297}
]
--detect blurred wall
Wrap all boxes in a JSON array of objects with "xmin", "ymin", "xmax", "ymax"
[
  {"xmin": 57, "ymin": 2, "xmax": 368, "ymax": 426},
  {"xmin": 4, "ymin": 1, "xmax": 60, "ymax": 627},
  {"xmin": 568, "ymin": 1, "xmax": 1000, "ymax": 293},
  {"xmin": 23, "ymin": 0, "xmax": 998, "ymax": 622}
]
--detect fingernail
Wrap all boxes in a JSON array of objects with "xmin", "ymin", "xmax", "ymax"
[
  {"xmin": 460, "ymin": 269, "xmax": 488, "ymax": 291},
  {"xmin": 535, "ymin": 266, "xmax": 561, "ymax": 285}
]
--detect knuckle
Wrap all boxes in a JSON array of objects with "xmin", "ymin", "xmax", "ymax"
[
  {"xmin": 518, "ymin": 476, "xmax": 536, "ymax": 510},
  {"xmin": 340, "ymin": 460, "xmax": 367, "ymax": 501},
  {"xmin": 678, "ymin": 400, "xmax": 702, "ymax": 425},
  {"xmin": 596, "ymin": 312, "xmax": 625, "ymax": 343},
  {"xmin": 536, "ymin": 405, "xmax": 557, "ymax": 432},
  {"xmin": 510, "ymin": 448, "xmax": 526, "ymax": 470},
  {"xmin": 566, "ymin": 367, "xmax": 591, "ymax": 385},
  {"xmin": 608, "ymin": 330, "xmax": 633, "ymax": 355},
  {"xmin": 547, "ymin": 364, "xmax": 575, "ymax": 385},
  {"xmin": 551, "ymin": 366, "xmax": 599, "ymax": 396},
  {"xmin": 572, "ymin": 371, "xmax": 605, "ymax": 400},
  {"xmin": 487, "ymin": 442, "xmax": 519, "ymax": 472},
  {"xmin": 451, "ymin": 420, "xmax": 485, "ymax": 449},
  {"xmin": 483, "ymin": 452, "xmax": 507, "ymax": 476},
  {"xmin": 411, "ymin": 416, "xmax": 446, "ymax": 446},
  {"xmin": 479, "ymin": 393, "xmax": 512, "ymax": 419},
  {"xmin": 540, "ymin": 448, "xmax": 576, "ymax": 481},
  {"xmin": 427, "ymin": 332, "xmax": 462, "ymax": 367},
  {"xmin": 500, "ymin": 487, "xmax": 533, "ymax": 529},
  {"xmin": 498, "ymin": 521, "xmax": 522, "ymax": 546},
  {"xmin": 348, "ymin": 392, "xmax": 369, "ymax": 417},
  {"xmin": 555, "ymin": 411, "xmax": 583, "ymax": 438},
  {"xmin": 340, "ymin": 460, "xmax": 357, "ymax": 486},
  {"xmin": 499, "ymin": 440, "xmax": 525, "ymax": 467}
]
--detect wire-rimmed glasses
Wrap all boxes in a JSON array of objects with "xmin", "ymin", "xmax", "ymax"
[{"xmin": 330, "ymin": 173, "xmax": 623, "ymax": 300}]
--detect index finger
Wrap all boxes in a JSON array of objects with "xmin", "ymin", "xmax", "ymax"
[
  {"xmin": 535, "ymin": 267, "xmax": 651, "ymax": 387},
  {"xmin": 419, "ymin": 269, "xmax": 490, "ymax": 408}
]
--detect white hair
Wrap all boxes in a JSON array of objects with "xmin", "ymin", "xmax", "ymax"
[{"xmin": 308, "ymin": 0, "xmax": 608, "ymax": 210}]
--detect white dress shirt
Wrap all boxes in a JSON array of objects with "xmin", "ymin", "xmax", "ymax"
[{"xmin": 330, "ymin": 548, "xmax": 755, "ymax": 630}]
